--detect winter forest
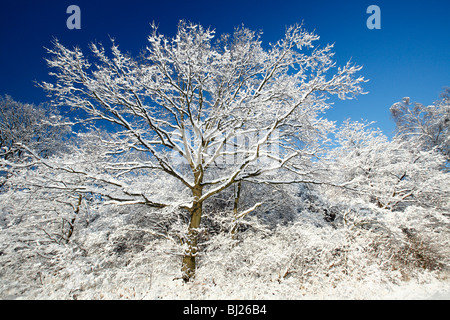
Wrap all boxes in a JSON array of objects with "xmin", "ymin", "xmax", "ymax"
[{"xmin": 1, "ymin": 21, "xmax": 449, "ymax": 300}]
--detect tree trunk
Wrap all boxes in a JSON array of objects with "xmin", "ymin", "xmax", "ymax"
[
  {"xmin": 65, "ymin": 194, "xmax": 82, "ymax": 243},
  {"xmin": 231, "ymin": 181, "xmax": 242, "ymax": 239},
  {"xmin": 181, "ymin": 183, "xmax": 203, "ymax": 282}
]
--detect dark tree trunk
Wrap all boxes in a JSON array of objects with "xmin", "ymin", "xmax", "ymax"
[{"xmin": 181, "ymin": 180, "xmax": 203, "ymax": 282}]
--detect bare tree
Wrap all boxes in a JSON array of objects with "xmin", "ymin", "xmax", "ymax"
[{"xmin": 38, "ymin": 21, "xmax": 365, "ymax": 281}]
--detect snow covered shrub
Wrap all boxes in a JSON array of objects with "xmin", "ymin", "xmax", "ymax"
[
  {"xmin": 384, "ymin": 206, "xmax": 450, "ymax": 275},
  {"xmin": 195, "ymin": 201, "xmax": 449, "ymax": 298},
  {"xmin": 193, "ymin": 207, "xmax": 375, "ymax": 296},
  {"xmin": 201, "ymin": 181, "xmax": 301, "ymax": 239}
]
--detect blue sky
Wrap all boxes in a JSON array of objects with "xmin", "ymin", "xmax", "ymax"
[{"xmin": 0, "ymin": 0, "xmax": 449, "ymax": 137}]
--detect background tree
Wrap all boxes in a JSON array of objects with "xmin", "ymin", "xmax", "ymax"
[
  {"xmin": 390, "ymin": 88, "xmax": 450, "ymax": 167},
  {"xmin": 39, "ymin": 21, "xmax": 365, "ymax": 281},
  {"xmin": 0, "ymin": 95, "xmax": 70, "ymax": 188},
  {"xmin": 0, "ymin": 95, "xmax": 70, "ymax": 160},
  {"xmin": 327, "ymin": 119, "xmax": 449, "ymax": 212}
]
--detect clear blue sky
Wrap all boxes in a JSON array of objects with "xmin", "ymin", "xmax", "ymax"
[{"xmin": 1, "ymin": 0, "xmax": 449, "ymax": 137}]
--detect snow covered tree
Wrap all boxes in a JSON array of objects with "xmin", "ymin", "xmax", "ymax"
[
  {"xmin": 328, "ymin": 119, "xmax": 449, "ymax": 211},
  {"xmin": 39, "ymin": 21, "xmax": 365, "ymax": 281},
  {"xmin": 0, "ymin": 95, "xmax": 69, "ymax": 161},
  {"xmin": 1, "ymin": 129, "xmax": 106, "ymax": 248},
  {"xmin": 0, "ymin": 95, "xmax": 70, "ymax": 188},
  {"xmin": 390, "ymin": 88, "xmax": 450, "ymax": 167}
]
